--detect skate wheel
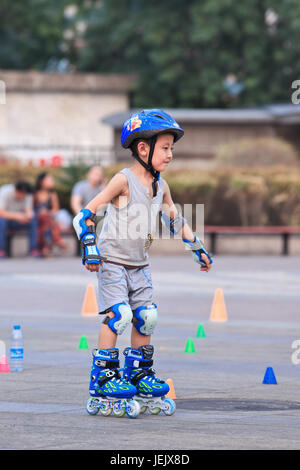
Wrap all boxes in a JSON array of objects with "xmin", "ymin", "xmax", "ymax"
[
  {"xmin": 113, "ymin": 402, "xmax": 126, "ymax": 417},
  {"xmin": 140, "ymin": 405, "xmax": 147, "ymax": 414},
  {"xmin": 149, "ymin": 406, "xmax": 161, "ymax": 415},
  {"xmin": 99, "ymin": 403, "xmax": 113, "ymax": 416},
  {"xmin": 86, "ymin": 398, "xmax": 99, "ymax": 415},
  {"xmin": 162, "ymin": 398, "xmax": 176, "ymax": 416},
  {"xmin": 126, "ymin": 399, "xmax": 140, "ymax": 419}
]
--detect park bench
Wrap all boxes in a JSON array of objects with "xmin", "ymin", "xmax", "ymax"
[
  {"xmin": 5, "ymin": 225, "xmax": 300, "ymax": 257},
  {"xmin": 6, "ymin": 227, "xmax": 80, "ymax": 257},
  {"xmin": 204, "ymin": 225, "xmax": 300, "ymax": 256}
]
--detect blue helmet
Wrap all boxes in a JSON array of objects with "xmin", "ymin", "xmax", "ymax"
[{"xmin": 121, "ymin": 109, "xmax": 184, "ymax": 149}]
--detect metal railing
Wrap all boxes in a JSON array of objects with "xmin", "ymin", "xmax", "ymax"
[{"xmin": 0, "ymin": 144, "xmax": 115, "ymax": 166}]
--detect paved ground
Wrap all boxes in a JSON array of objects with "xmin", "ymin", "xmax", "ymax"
[{"xmin": 0, "ymin": 254, "xmax": 300, "ymax": 450}]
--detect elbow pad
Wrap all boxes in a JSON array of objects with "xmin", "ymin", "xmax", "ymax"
[{"xmin": 161, "ymin": 213, "xmax": 186, "ymax": 235}]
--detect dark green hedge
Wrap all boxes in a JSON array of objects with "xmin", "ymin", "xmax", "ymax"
[{"xmin": 1, "ymin": 162, "xmax": 300, "ymax": 226}]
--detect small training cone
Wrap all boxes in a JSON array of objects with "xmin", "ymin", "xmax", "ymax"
[
  {"xmin": 78, "ymin": 335, "xmax": 89, "ymax": 350},
  {"xmin": 196, "ymin": 324, "xmax": 206, "ymax": 338},
  {"xmin": 0, "ymin": 355, "xmax": 10, "ymax": 373},
  {"xmin": 165, "ymin": 379, "xmax": 176, "ymax": 399},
  {"xmin": 184, "ymin": 338, "xmax": 196, "ymax": 353},
  {"xmin": 209, "ymin": 288, "xmax": 228, "ymax": 322},
  {"xmin": 81, "ymin": 284, "xmax": 98, "ymax": 316},
  {"xmin": 262, "ymin": 367, "xmax": 277, "ymax": 384}
]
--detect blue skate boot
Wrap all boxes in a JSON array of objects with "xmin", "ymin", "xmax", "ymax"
[
  {"xmin": 123, "ymin": 345, "xmax": 176, "ymax": 416},
  {"xmin": 86, "ymin": 348, "xmax": 140, "ymax": 418}
]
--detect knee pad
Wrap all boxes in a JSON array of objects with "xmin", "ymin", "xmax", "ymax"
[
  {"xmin": 133, "ymin": 304, "xmax": 158, "ymax": 336},
  {"xmin": 104, "ymin": 302, "xmax": 133, "ymax": 335}
]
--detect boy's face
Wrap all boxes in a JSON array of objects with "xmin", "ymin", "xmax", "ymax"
[
  {"xmin": 152, "ymin": 133, "xmax": 174, "ymax": 172},
  {"xmin": 138, "ymin": 133, "xmax": 174, "ymax": 172}
]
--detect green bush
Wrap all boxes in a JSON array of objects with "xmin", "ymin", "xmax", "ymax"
[
  {"xmin": 215, "ymin": 137, "xmax": 299, "ymax": 167},
  {"xmin": 164, "ymin": 167, "xmax": 300, "ymax": 226},
  {"xmin": 1, "ymin": 162, "xmax": 300, "ymax": 226}
]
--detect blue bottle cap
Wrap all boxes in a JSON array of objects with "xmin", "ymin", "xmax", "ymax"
[{"xmin": 13, "ymin": 325, "xmax": 21, "ymax": 329}]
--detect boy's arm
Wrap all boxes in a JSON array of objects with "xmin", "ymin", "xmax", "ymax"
[
  {"xmin": 162, "ymin": 181, "xmax": 212, "ymax": 272},
  {"xmin": 162, "ymin": 181, "xmax": 194, "ymax": 242},
  {"xmin": 73, "ymin": 173, "xmax": 127, "ymax": 272},
  {"xmin": 85, "ymin": 172, "xmax": 127, "ymax": 214}
]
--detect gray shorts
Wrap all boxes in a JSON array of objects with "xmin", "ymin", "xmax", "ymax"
[{"xmin": 97, "ymin": 262, "xmax": 153, "ymax": 313}]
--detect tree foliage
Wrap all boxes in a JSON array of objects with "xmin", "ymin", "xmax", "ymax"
[
  {"xmin": 1, "ymin": 0, "xmax": 300, "ymax": 108},
  {"xmin": 0, "ymin": 0, "xmax": 86, "ymax": 70},
  {"xmin": 77, "ymin": 0, "xmax": 300, "ymax": 108}
]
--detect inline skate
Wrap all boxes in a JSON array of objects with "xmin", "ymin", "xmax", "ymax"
[
  {"xmin": 123, "ymin": 345, "xmax": 176, "ymax": 416},
  {"xmin": 86, "ymin": 348, "xmax": 140, "ymax": 418}
]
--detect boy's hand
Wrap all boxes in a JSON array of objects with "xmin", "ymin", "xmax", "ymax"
[
  {"xmin": 73, "ymin": 209, "xmax": 106, "ymax": 270},
  {"xmin": 81, "ymin": 234, "xmax": 106, "ymax": 269},
  {"xmin": 85, "ymin": 261, "xmax": 101, "ymax": 272},
  {"xmin": 182, "ymin": 235, "xmax": 213, "ymax": 272},
  {"xmin": 199, "ymin": 252, "xmax": 212, "ymax": 272}
]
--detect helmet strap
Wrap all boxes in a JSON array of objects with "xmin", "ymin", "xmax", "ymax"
[
  {"xmin": 148, "ymin": 135, "xmax": 160, "ymax": 197},
  {"xmin": 134, "ymin": 135, "xmax": 160, "ymax": 197}
]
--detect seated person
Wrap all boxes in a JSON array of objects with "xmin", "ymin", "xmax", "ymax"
[
  {"xmin": 70, "ymin": 165, "xmax": 105, "ymax": 214},
  {"xmin": 71, "ymin": 165, "xmax": 107, "ymax": 243},
  {"xmin": 0, "ymin": 180, "xmax": 39, "ymax": 258},
  {"xmin": 34, "ymin": 172, "xmax": 67, "ymax": 257}
]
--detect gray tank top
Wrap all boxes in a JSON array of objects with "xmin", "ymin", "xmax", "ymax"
[{"xmin": 98, "ymin": 168, "xmax": 165, "ymax": 267}]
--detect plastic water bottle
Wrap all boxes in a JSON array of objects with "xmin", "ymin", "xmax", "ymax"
[{"xmin": 10, "ymin": 325, "xmax": 24, "ymax": 372}]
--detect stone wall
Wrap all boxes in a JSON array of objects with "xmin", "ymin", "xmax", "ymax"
[{"xmin": 0, "ymin": 70, "xmax": 136, "ymax": 165}]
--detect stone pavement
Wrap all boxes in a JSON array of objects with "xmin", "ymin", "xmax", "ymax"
[{"xmin": 0, "ymin": 254, "xmax": 300, "ymax": 450}]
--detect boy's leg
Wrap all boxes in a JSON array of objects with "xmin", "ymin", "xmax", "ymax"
[
  {"xmin": 97, "ymin": 311, "xmax": 118, "ymax": 349},
  {"xmin": 131, "ymin": 324, "xmax": 151, "ymax": 349},
  {"xmin": 121, "ymin": 267, "xmax": 177, "ymax": 415},
  {"xmin": 97, "ymin": 263, "xmax": 132, "ymax": 348},
  {"xmin": 86, "ymin": 265, "xmax": 142, "ymax": 417},
  {"xmin": 128, "ymin": 266, "xmax": 155, "ymax": 347}
]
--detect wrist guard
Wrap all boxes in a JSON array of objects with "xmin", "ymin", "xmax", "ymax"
[
  {"xmin": 73, "ymin": 209, "xmax": 106, "ymax": 265},
  {"xmin": 81, "ymin": 226, "xmax": 105, "ymax": 265},
  {"xmin": 73, "ymin": 208, "xmax": 97, "ymax": 241},
  {"xmin": 182, "ymin": 234, "xmax": 213, "ymax": 267}
]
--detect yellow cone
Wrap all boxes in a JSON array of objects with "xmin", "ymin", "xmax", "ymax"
[
  {"xmin": 165, "ymin": 378, "xmax": 176, "ymax": 399},
  {"xmin": 209, "ymin": 288, "xmax": 228, "ymax": 322},
  {"xmin": 81, "ymin": 284, "xmax": 98, "ymax": 316}
]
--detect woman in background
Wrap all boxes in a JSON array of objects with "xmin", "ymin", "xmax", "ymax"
[{"xmin": 34, "ymin": 172, "xmax": 66, "ymax": 257}]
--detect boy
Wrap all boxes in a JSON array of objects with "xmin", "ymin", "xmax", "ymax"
[{"xmin": 73, "ymin": 109, "xmax": 212, "ymax": 417}]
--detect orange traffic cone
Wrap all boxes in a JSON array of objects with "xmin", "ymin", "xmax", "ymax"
[
  {"xmin": 0, "ymin": 355, "xmax": 10, "ymax": 373},
  {"xmin": 165, "ymin": 378, "xmax": 176, "ymax": 399},
  {"xmin": 209, "ymin": 288, "xmax": 228, "ymax": 322},
  {"xmin": 81, "ymin": 284, "xmax": 98, "ymax": 316}
]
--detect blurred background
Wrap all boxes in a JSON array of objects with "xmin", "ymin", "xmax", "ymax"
[{"xmin": 0, "ymin": 0, "xmax": 300, "ymax": 255}]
